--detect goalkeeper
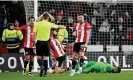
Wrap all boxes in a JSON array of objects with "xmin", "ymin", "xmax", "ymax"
[{"xmin": 75, "ymin": 61, "xmax": 121, "ymax": 73}]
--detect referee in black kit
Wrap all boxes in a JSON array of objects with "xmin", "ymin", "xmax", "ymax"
[{"xmin": 33, "ymin": 12, "xmax": 66, "ymax": 77}]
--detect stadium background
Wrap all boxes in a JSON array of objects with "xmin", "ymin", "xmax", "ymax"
[{"xmin": 0, "ymin": 0, "xmax": 133, "ymax": 72}]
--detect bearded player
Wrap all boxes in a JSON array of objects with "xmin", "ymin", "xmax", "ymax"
[
  {"xmin": 70, "ymin": 14, "xmax": 91, "ymax": 76},
  {"xmin": 49, "ymin": 29, "xmax": 69, "ymax": 74},
  {"xmin": 15, "ymin": 17, "xmax": 35, "ymax": 76}
]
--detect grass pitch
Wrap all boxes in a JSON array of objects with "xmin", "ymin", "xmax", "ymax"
[{"xmin": 0, "ymin": 71, "xmax": 133, "ymax": 80}]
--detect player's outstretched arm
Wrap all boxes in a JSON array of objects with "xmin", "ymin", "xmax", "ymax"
[
  {"xmin": 58, "ymin": 25, "xmax": 66, "ymax": 29},
  {"xmin": 14, "ymin": 26, "xmax": 25, "ymax": 30}
]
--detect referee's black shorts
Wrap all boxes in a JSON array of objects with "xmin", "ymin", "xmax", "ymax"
[{"xmin": 36, "ymin": 40, "xmax": 50, "ymax": 56}]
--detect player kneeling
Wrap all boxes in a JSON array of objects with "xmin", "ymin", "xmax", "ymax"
[
  {"xmin": 50, "ymin": 38, "xmax": 69, "ymax": 74},
  {"xmin": 49, "ymin": 30, "xmax": 69, "ymax": 74}
]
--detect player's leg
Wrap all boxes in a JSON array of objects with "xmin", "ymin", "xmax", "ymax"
[
  {"xmin": 36, "ymin": 41, "xmax": 43, "ymax": 77},
  {"xmin": 55, "ymin": 55, "xmax": 68, "ymax": 73},
  {"xmin": 28, "ymin": 48, "xmax": 35, "ymax": 76},
  {"xmin": 23, "ymin": 48, "xmax": 30, "ymax": 75},
  {"xmin": 54, "ymin": 60, "xmax": 64, "ymax": 73},
  {"xmin": 28, "ymin": 56, "xmax": 34, "ymax": 76},
  {"xmin": 37, "ymin": 56, "xmax": 42, "ymax": 68},
  {"xmin": 42, "ymin": 56, "xmax": 48, "ymax": 76},
  {"xmin": 76, "ymin": 52, "xmax": 85, "ymax": 74},
  {"xmin": 49, "ymin": 56, "xmax": 53, "ymax": 69},
  {"xmin": 70, "ymin": 43, "xmax": 80, "ymax": 76},
  {"xmin": 75, "ymin": 62, "xmax": 80, "ymax": 71},
  {"xmin": 42, "ymin": 41, "xmax": 50, "ymax": 77},
  {"xmin": 54, "ymin": 67, "xmax": 68, "ymax": 74},
  {"xmin": 76, "ymin": 43, "xmax": 86, "ymax": 74},
  {"xmin": 70, "ymin": 53, "xmax": 78, "ymax": 76},
  {"xmin": 37, "ymin": 56, "xmax": 43, "ymax": 77},
  {"xmin": 79, "ymin": 44, "xmax": 87, "ymax": 67}
]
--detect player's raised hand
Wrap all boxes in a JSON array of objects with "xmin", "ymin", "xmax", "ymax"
[
  {"xmin": 84, "ymin": 44, "xmax": 88, "ymax": 48},
  {"xmin": 46, "ymin": 11, "xmax": 55, "ymax": 22},
  {"xmin": 36, "ymin": 11, "xmax": 48, "ymax": 21}
]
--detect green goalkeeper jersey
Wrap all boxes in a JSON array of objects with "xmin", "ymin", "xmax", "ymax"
[
  {"xmin": 83, "ymin": 62, "xmax": 114, "ymax": 73},
  {"xmin": 82, "ymin": 61, "xmax": 96, "ymax": 70},
  {"xmin": 75, "ymin": 61, "xmax": 96, "ymax": 70},
  {"xmin": 94, "ymin": 62, "xmax": 114, "ymax": 73}
]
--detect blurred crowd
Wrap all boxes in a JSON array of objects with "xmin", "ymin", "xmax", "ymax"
[
  {"xmin": 38, "ymin": 1, "xmax": 133, "ymax": 45},
  {"xmin": 0, "ymin": 1, "xmax": 26, "ymax": 41},
  {"xmin": 1, "ymin": 1, "xmax": 133, "ymax": 52},
  {"xmin": 0, "ymin": 1, "xmax": 26, "ymax": 53}
]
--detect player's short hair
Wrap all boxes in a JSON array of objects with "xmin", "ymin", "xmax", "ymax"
[
  {"xmin": 112, "ymin": 67, "xmax": 121, "ymax": 73},
  {"xmin": 28, "ymin": 16, "xmax": 35, "ymax": 21},
  {"xmin": 117, "ymin": 67, "xmax": 121, "ymax": 73},
  {"xmin": 77, "ymin": 13, "xmax": 84, "ymax": 20},
  {"xmin": 43, "ymin": 13, "xmax": 49, "ymax": 20},
  {"xmin": 77, "ymin": 13, "xmax": 84, "ymax": 16}
]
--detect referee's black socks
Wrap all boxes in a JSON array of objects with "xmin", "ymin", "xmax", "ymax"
[
  {"xmin": 43, "ymin": 60, "xmax": 48, "ymax": 75},
  {"xmin": 37, "ymin": 59, "xmax": 42, "ymax": 68}
]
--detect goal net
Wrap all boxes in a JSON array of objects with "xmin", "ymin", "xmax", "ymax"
[{"xmin": 24, "ymin": 0, "xmax": 133, "ymax": 71}]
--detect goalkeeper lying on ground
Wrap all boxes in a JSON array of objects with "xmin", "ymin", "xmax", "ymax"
[{"xmin": 75, "ymin": 61, "xmax": 121, "ymax": 74}]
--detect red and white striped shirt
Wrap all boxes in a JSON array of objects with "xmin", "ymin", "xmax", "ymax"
[
  {"xmin": 15, "ymin": 25, "xmax": 34, "ymax": 48},
  {"xmin": 50, "ymin": 38, "xmax": 65, "ymax": 59},
  {"xmin": 74, "ymin": 22, "xmax": 90, "ymax": 43}
]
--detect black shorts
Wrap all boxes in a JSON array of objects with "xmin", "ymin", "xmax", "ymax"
[
  {"xmin": 8, "ymin": 47, "xmax": 19, "ymax": 53},
  {"xmin": 24, "ymin": 47, "xmax": 34, "ymax": 55},
  {"xmin": 36, "ymin": 41, "xmax": 50, "ymax": 56},
  {"xmin": 73, "ymin": 42, "xmax": 86, "ymax": 53},
  {"xmin": 56, "ymin": 55, "xmax": 66, "ymax": 67}
]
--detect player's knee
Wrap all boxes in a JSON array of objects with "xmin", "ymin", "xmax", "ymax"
[
  {"xmin": 79, "ymin": 52, "xmax": 85, "ymax": 56},
  {"xmin": 24, "ymin": 55, "xmax": 30, "ymax": 60},
  {"xmin": 72, "ymin": 53, "xmax": 78, "ymax": 59},
  {"xmin": 72, "ymin": 57, "xmax": 77, "ymax": 61},
  {"xmin": 80, "ymin": 56, "xmax": 84, "ymax": 60},
  {"xmin": 55, "ymin": 68, "xmax": 64, "ymax": 74},
  {"xmin": 43, "ymin": 56, "xmax": 48, "ymax": 60},
  {"xmin": 73, "ymin": 51, "xmax": 79, "ymax": 55},
  {"xmin": 30, "ymin": 56, "xmax": 34, "ymax": 62},
  {"xmin": 37, "ymin": 56, "xmax": 42, "ymax": 59}
]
